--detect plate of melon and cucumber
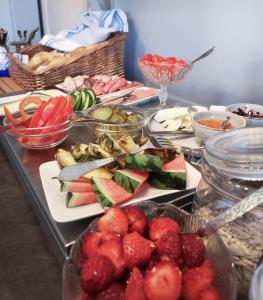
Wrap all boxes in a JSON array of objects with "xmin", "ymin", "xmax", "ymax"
[{"xmin": 39, "ymin": 133, "xmax": 201, "ymax": 222}]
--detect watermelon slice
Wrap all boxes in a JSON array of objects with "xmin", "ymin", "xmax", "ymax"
[
  {"xmin": 113, "ymin": 170, "xmax": 149, "ymax": 193},
  {"xmin": 149, "ymin": 153, "xmax": 187, "ymax": 190},
  {"xmin": 92, "ymin": 177, "xmax": 132, "ymax": 209},
  {"xmin": 125, "ymin": 153, "xmax": 164, "ymax": 172},
  {"xmin": 66, "ymin": 192, "xmax": 97, "ymax": 208},
  {"xmin": 60, "ymin": 180, "xmax": 93, "ymax": 193}
]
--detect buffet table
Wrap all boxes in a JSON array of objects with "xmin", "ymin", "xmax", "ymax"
[
  {"xmin": 0, "ymin": 77, "xmax": 24, "ymax": 93},
  {"xmin": 0, "ymin": 91, "xmax": 196, "ymax": 265}
]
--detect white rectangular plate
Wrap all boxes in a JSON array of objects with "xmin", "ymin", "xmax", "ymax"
[{"xmin": 39, "ymin": 160, "xmax": 201, "ymax": 223}]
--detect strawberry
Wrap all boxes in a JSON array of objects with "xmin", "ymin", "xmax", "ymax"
[
  {"xmin": 124, "ymin": 267, "xmax": 146, "ymax": 300},
  {"xmin": 123, "ymin": 205, "xmax": 147, "ymax": 235},
  {"xmin": 82, "ymin": 232, "xmax": 102, "ymax": 258},
  {"xmin": 80, "ymin": 255, "xmax": 115, "ymax": 295},
  {"xmin": 144, "ymin": 261, "xmax": 182, "ymax": 300},
  {"xmin": 156, "ymin": 231, "xmax": 181, "ymax": 262},
  {"xmin": 182, "ymin": 259, "xmax": 216, "ymax": 300},
  {"xmin": 181, "ymin": 233, "xmax": 205, "ymax": 268},
  {"xmin": 96, "ymin": 283, "xmax": 124, "ymax": 300},
  {"xmin": 199, "ymin": 286, "xmax": 221, "ymax": 300},
  {"xmin": 80, "ymin": 292, "xmax": 95, "ymax": 300},
  {"xmin": 123, "ymin": 232, "xmax": 155, "ymax": 269},
  {"xmin": 99, "ymin": 238, "xmax": 126, "ymax": 279},
  {"xmin": 149, "ymin": 217, "xmax": 180, "ymax": 241},
  {"xmin": 97, "ymin": 207, "xmax": 128, "ymax": 236}
]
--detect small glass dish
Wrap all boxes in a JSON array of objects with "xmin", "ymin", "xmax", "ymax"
[
  {"xmin": 3, "ymin": 109, "xmax": 73, "ymax": 150},
  {"xmin": 82, "ymin": 104, "xmax": 149, "ymax": 142},
  {"xmin": 62, "ymin": 200, "xmax": 237, "ymax": 300}
]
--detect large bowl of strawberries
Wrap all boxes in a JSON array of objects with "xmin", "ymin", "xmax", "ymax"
[{"xmin": 63, "ymin": 201, "xmax": 237, "ymax": 300}]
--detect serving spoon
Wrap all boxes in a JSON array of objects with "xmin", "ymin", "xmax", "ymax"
[{"xmin": 196, "ymin": 186, "xmax": 263, "ymax": 237}]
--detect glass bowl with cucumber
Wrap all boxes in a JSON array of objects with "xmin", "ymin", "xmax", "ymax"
[{"xmin": 81, "ymin": 104, "xmax": 149, "ymax": 142}]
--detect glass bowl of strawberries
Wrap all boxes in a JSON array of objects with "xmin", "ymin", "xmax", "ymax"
[{"xmin": 63, "ymin": 201, "xmax": 237, "ymax": 300}]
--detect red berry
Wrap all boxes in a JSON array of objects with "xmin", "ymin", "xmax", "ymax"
[
  {"xmin": 123, "ymin": 232, "xmax": 155, "ymax": 269},
  {"xmin": 182, "ymin": 259, "xmax": 216, "ymax": 300},
  {"xmin": 149, "ymin": 217, "xmax": 180, "ymax": 241},
  {"xmin": 199, "ymin": 286, "xmax": 222, "ymax": 300},
  {"xmin": 80, "ymin": 255, "xmax": 115, "ymax": 295},
  {"xmin": 181, "ymin": 233, "xmax": 205, "ymax": 268},
  {"xmin": 124, "ymin": 267, "xmax": 146, "ymax": 300},
  {"xmin": 96, "ymin": 283, "xmax": 124, "ymax": 300},
  {"xmin": 99, "ymin": 238, "xmax": 126, "ymax": 279},
  {"xmin": 144, "ymin": 261, "xmax": 182, "ymax": 300},
  {"xmin": 123, "ymin": 205, "xmax": 148, "ymax": 235},
  {"xmin": 82, "ymin": 232, "xmax": 102, "ymax": 258},
  {"xmin": 156, "ymin": 231, "xmax": 181, "ymax": 262},
  {"xmin": 97, "ymin": 207, "xmax": 128, "ymax": 236}
]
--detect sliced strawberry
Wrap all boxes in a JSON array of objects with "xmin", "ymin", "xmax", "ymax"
[
  {"xmin": 82, "ymin": 232, "xmax": 102, "ymax": 258},
  {"xmin": 96, "ymin": 283, "xmax": 124, "ymax": 300},
  {"xmin": 182, "ymin": 259, "xmax": 216, "ymax": 300},
  {"xmin": 123, "ymin": 205, "xmax": 148, "ymax": 235},
  {"xmin": 97, "ymin": 207, "xmax": 128, "ymax": 236},
  {"xmin": 144, "ymin": 261, "xmax": 182, "ymax": 300},
  {"xmin": 80, "ymin": 292, "xmax": 95, "ymax": 300},
  {"xmin": 80, "ymin": 252, "xmax": 88, "ymax": 270},
  {"xmin": 99, "ymin": 238, "xmax": 126, "ymax": 279},
  {"xmin": 123, "ymin": 232, "xmax": 155, "ymax": 269},
  {"xmin": 149, "ymin": 217, "xmax": 180, "ymax": 241},
  {"xmin": 156, "ymin": 231, "xmax": 181, "ymax": 262},
  {"xmin": 181, "ymin": 233, "xmax": 205, "ymax": 268},
  {"xmin": 80, "ymin": 255, "xmax": 115, "ymax": 295},
  {"xmin": 124, "ymin": 267, "xmax": 146, "ymax": 300},
  {"xmin": 199, "ymin": 286, "xmax": 222, "ymax": 300}
]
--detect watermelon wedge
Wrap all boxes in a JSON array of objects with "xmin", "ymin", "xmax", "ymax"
[
  {"xmin": 125, "ymin": 153, "xmax": 164, "ymax": 172},
  {"xmin": 92, "ymin": 177, "xmax": 132, "ymax": 209},
  {"xmin": 66, "ymin": 192, "xmax": 97, "ymax": 208},
  {"xmin": 149, "ymin": 153, "xmax": 187, "ymax": 190},
  {"xmin": 60, "ymin": 180, "xmax": 93, "ymax": 193},
  {"xmin": 113, "ymin": 170, "xmax": 149, "ymax": 193}
]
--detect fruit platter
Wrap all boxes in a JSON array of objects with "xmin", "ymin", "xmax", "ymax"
[
  {"xmin": 40, "ymin": 132, "xmax": 201, "ymax": 222},
  {"xmin": 63, "ymin": 202, "xmax": 237, "ymax": 300}
]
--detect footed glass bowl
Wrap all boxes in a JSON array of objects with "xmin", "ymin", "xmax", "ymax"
[
  {"xmin": 62, "ymin": 201, "xmax": 237, "ymax": 300},
  {"xmin": 138, "ymin": 57, "xmax": 191, "ymax": 107}
]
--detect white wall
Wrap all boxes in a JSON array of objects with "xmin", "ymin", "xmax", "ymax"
[
  {"xmin": 115, "ymin": 0, "xmax": 263, "ymax": 106},
  {"xmin": 0, "ymin": 0, "xmax": 40, "ymax": 43}
]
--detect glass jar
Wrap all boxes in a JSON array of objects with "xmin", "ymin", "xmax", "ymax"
[{"xmin": 194, "ymin": 127, "xmax": 263, "ymax": 299}]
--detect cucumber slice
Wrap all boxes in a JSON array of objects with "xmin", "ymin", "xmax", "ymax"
[
  {"xmin": 82, "ymin": 92, "xmax": 92, "ymax": 110},
  {"xmin": 79, "ymin": 90, "xmax": 87, "ymax": 110},
  {"xmin": 86, "ymin": 89, "xmax": 97, "ymax": 105},
  {"xmin": 127, "ymin": 113, "xmax": 139, "ymax": 124},
  {"xmin": 90, "ymin": 106, "xmax": 113, "ymax": 121},
  {"xmin": 73, "ymin": 92, "xmax": 82, "ymax": 111}
]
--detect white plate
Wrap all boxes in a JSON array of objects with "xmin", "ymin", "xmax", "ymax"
[
  {"xmin": 39, "ymin": 160, "xmax": 201, "ymax": 223},
  {"xmin": 0, "ymin": 89, "xmax": 67, "ymax": 116},
  {"xmin": 100, "ymin": 87, "xmax": 159, "ymax": 106}
]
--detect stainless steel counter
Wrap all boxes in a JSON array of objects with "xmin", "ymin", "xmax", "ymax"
[{"xmin": 0, "ymin": 94, "xmax": 196, "ymax": 265}]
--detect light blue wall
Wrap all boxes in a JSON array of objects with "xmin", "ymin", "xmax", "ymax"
[{"xmin": 113, "ymin": 0, "xmax": 263, "ymax": 106}]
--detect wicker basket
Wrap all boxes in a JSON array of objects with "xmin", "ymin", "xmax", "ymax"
[{"xmin": 8, "ymin": 33, "xmax": 127, "ymax": 90}]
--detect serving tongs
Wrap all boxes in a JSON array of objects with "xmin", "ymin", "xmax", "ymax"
[{"xmin": 196, "ymin": 186, "xmax": 263, "ymax": 237}]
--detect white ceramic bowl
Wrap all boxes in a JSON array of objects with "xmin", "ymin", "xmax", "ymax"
[
  {"xmin": 192, "ymin": 111, "xmax": 246, "ymax": 144},
  {"xmin": 227, "ymin": 103, "xmax": 263, "ymax": 127}
]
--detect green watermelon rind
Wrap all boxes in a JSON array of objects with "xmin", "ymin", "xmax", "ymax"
[
  {"xmin": 113, "ymin": 170, "xmax": 140, "ymax": 193},
  {"xmin": 91, "ymin": 179, "xmax": 114, "ymax": 209},
  {"xmin": 125, "ymin": 154, "xmax": 164, "ymax": 172},
  {"xmin": 148, "ymin": 171, "xmax": 186, "ymax": 190}
]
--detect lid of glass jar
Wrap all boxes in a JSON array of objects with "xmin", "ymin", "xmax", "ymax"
[{"xmin": 204, "ymin": 127, "xmax": 263, "ymax": 180}]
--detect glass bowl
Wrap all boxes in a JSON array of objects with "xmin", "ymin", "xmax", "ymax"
[
  {"xmin": 138, "ymin": 57, "xmax": 192, "ymax": 107},
  {"xmin": 227, "ymin": 103, "xmax": 263, "ymax": 127},
  {"xmin": 250, "ymin": 261, "xmax": 263, "ymax": 300},
  {"xmin": 3, "ymin": 109, "xmax": 73, "ymax": 150},
  {"xmin": 62, "ymin": 201, "xmax": 237, "ymax": 300},
  {"xmin": 83, "ymin": 104, "xmax": 148, "ymax": 143}
]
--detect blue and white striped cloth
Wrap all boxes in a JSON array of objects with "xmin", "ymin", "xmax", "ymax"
[{"xmin": 40, "ymin": 9, "xmax": 128, "ymax": 52}]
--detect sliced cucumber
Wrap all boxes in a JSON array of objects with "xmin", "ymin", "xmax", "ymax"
[
  {"xmin": 86, "ymin": 89, "xmax": 97, "ymax": 105},
  {"xmin": 73, "ymin": 92, "xmax": 82, "ymax": 111},
  {"xmin": 127, "ymin": 113, "xmax": 139, "ymax": 124},
  {"xmin": 90, "ymin": 106, "xmax": 113, "ymax": 121}
]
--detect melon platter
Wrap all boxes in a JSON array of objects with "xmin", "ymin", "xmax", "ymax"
[{"xmin": 55, "ymin": 134, "xmax": 187, "ymax": 210}]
